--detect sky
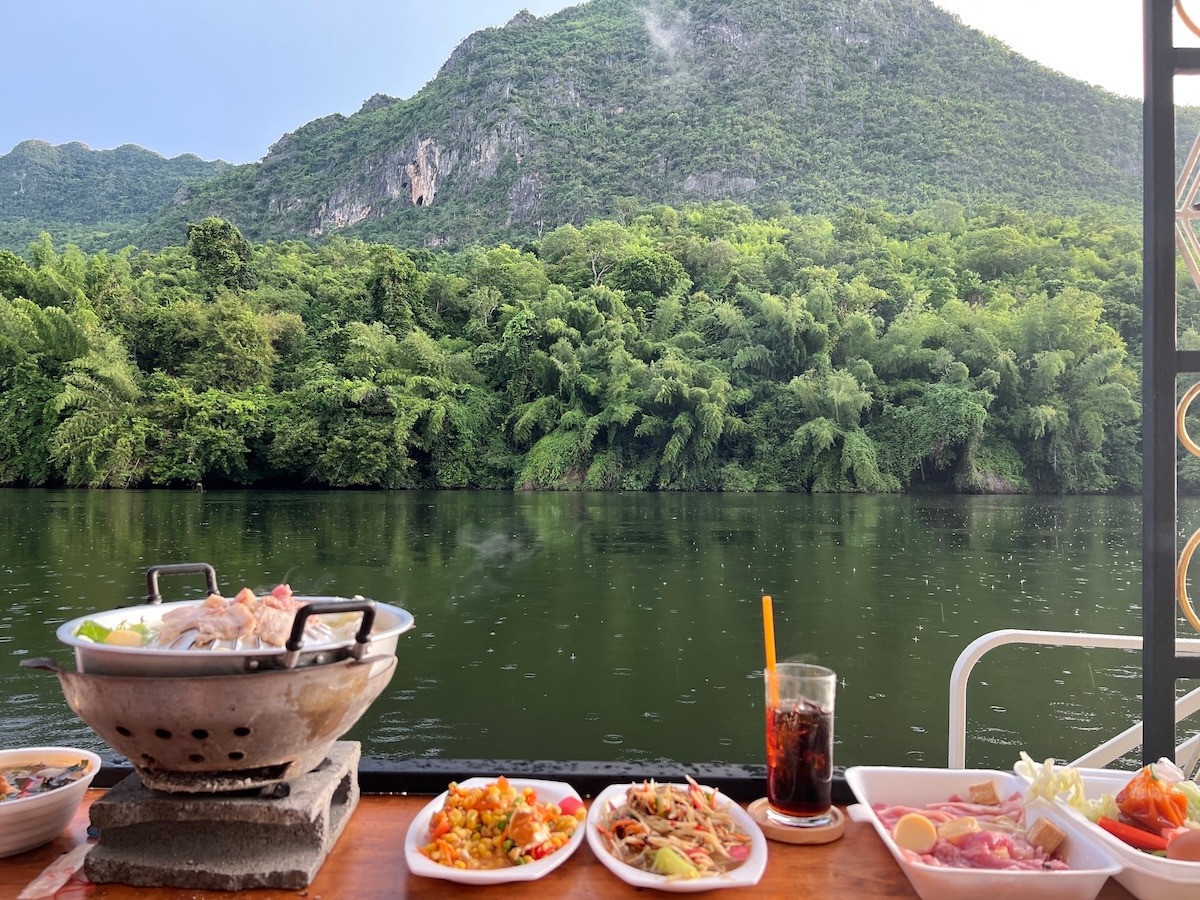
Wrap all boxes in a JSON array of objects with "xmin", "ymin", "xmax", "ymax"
[{"xmin": 3, "ymin": 0, "xmax": 1197, "ymax": 165}]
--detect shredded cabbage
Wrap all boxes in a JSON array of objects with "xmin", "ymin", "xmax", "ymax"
[
  {"xmin": 1177, "ymin": 779, "xmax": 1200, "ymax": 822},
  {"xmin": 1015, "ymin": 752, "xmax": 1118, "ymax": 822}
]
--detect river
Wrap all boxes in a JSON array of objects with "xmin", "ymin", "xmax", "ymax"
[{"xmin": 0, "ymin": 489, "xmax": 1161, "ymax": 770}]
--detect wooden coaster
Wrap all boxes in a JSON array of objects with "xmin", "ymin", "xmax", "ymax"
[{"xmin": 747, "ymin": 799, "xmax": 846, "ymax": 845}]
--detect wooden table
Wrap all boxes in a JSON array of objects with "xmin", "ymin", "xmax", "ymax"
[{"xmin": 1, "ymin": 792, "xmax": 1136, "ymax": 899}]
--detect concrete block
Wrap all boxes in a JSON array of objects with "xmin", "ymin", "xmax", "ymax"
[{"xmin": 85, "ymin": 741, "xmax": 360, "ymax": 890}]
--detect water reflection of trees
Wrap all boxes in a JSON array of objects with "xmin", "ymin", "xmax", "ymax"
[{"xmin": 5, "ymin": 490, "xmax": 1148, "ymax": 767}]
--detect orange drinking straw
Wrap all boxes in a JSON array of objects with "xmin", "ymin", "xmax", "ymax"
[{"xmin": 762, "ymin": 594, "xmax": 779, "ymax": 708}]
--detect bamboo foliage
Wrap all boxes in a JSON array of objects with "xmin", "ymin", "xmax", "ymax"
[
  {"xmin": 0, "ymin": 199, "xmax": 1153, "ymax": 492},
  {"xmin": 49, "ymin": 329, "xmax": 146, "ymax": 488}
]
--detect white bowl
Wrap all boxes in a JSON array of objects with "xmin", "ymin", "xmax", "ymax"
[
  {"xmin": 845, "ymin": 766, "xmax": 1121, "ymax": 900},
  {"xmin": 0, "ymin": 747, "xmax": 101, "ymax": 858}
]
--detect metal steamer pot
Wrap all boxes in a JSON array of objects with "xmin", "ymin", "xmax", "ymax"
[
  {"xmin": 56, "ymin": 563, "xmax": 416, "ymax": 676},
  {"xmin": 23, "ymin": 563, "xmax": 415, "ymax": 792},
  {"xmin": 22, "ymin": 654, "xmax": 397, "ymax": 792}
]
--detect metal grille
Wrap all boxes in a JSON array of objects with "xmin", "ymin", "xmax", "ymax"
[{"xmin": 1142, "ymin": 0, "xmax": 1200, "ymax": 761}]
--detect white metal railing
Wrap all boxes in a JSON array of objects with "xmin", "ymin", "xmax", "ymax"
[{"xmin": 948, "ymin": 629, "xmax": 1200, "ymax": 771}]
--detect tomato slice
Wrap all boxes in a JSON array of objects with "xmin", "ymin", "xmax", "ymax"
[{"xmin": 559, "ymin": 796, "xmax": 585, "ymax": 817}]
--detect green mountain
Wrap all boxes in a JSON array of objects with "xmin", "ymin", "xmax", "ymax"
[
  {"xmin": 0, "ymin": 141, "xmax": 227, "ymax": 251},
  {"xmin": 1, "ymin": 0, "xmax": 1187, "ymax": 252}
]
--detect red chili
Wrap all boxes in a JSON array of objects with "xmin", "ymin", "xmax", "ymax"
[{"xmin": 1096, "ymin": 817, "xmax": 1169, "ymax": 852}]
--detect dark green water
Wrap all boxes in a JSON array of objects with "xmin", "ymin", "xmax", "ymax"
[{"xmin": 0, "ymin": 490, "xmax": 1156, "ymax": 770}]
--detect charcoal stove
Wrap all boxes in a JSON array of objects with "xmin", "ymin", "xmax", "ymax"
[{"xmin": 21, "ymin": 564, "xmax": 415, "ymax": 889}]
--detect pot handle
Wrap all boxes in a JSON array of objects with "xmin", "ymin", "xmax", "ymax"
[
  {"xmin": 145, "ymin": 563, "xmax": 220, "ymax": 605},
  {"xmin": 19, "ymin": 657, "xmax": 65, "ymax": 674},
  {"xmin": 284, "ymin": 599, "xmax": 378, "ymax": 667}
]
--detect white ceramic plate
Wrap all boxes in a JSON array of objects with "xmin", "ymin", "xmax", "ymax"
[
  {"xmin": 585, "ymin": 781, "xmax": 767, "ymax": 892},
  {"xmin": 404, "ymin": 777, "xmax": 586, "ymax": 884}
]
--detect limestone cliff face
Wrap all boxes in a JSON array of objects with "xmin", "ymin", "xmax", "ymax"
[
  {"xmin": 267, "ymin": 6, "xmax": 554, "ymax": 240},
  {"xmin": 304, "ymin": 70, "xmax": 538, "ymax": 237},
  {"xmin": 507, "ymin": 169, "xmax": 544, "ymax": 229},
  {"xmin": 305, "ymin": 114, "xmax": 535, "ymax": 237},
  {"xmin": 280, "ymin": 3, "xmax": 781, "ymax": 241},
  {"xmin": 305, "ymin": 138, "xmax": 451, "ymax": 236},
  {"xmin": 405, "ymin": 139, "xmax": 443, "ymax": 208}
]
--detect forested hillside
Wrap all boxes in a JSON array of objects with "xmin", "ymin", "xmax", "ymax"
[
  {"xmin": 146, "ymin": 0, "xmax": 1159, "ymax": 250},
  {"xmin": 0, "ymin": 201, "xmax": 1157, "ymax": 493},
  {"xmin": 0, "ymin": 141, "xmax": 227, "ymax": 252},
  {"xmin": 2, "ymin": 0, "xmax": 1181, "ymax": 253}
]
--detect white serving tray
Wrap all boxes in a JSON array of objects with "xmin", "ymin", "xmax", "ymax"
[
  {"xmin": 1015, "ymin": 764, "xmax": 1200, "ymax": 899},
  {"xmin": 845, "ymin": 766, "xmax": 1121, "ymax": 900}
]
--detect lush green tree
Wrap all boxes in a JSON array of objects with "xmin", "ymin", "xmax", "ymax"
[
  {"xmin": 186, "ymin": 217, "xmax": 256, "ymax": 294},
  {"xmin": 368, "ymin": 246, "xmax": 420, "ymax": 333},
  {"xmin": 186, "ymin": 294, "xmax": 278, "ymax": 392},
  {"xmin": 49, "ymin": 329, "xmax": 148, "ymax": 488},
  {"xmin": 145, "ymin": 378, "xmax": 272, "ymax": 486},
  {"xmin": 539, "ymin": 222, "xmax": 635, "ymax": 289},
  {"xmin": 872, "ymin": 382, "xmax": 992, "ymax": 487},
  {"xmin": 0, "ymin": 299, "xmax": 90, "ymax": 484},
  {"xmin": 0, "ymin": 249, "xmax": 33, "ymax": 300}
]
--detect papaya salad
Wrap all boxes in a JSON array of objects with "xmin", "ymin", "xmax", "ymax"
[
  {"xmin": 417, "ymin": 776, "xmax": 585, "ymax": 870},
  {"xmin": 1018, "ymin": 752, "xmax": 1200, "ymax": 861},
  {"xmin": 593, "ymin": 776, "xmax": 754, "ymax": 879}
]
